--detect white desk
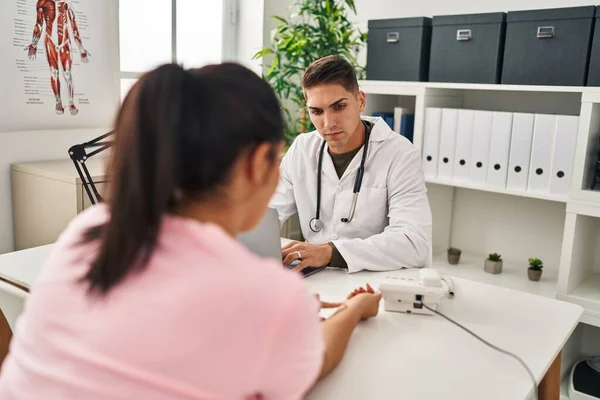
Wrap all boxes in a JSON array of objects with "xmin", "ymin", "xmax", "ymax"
[
  {"xmin": 0, "ymin": 245, "xmax": 53, "ymax": 290},
  {"xmin": 304, "ymin": 268, "xmax": 582, "ymax": 400},
  {"xmin": 0, "ymin": 243, "xmax": 583, "ymax": 399}
]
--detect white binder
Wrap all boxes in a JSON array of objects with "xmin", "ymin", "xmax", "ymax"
[
  {"xmin": 453, "ymin": 110, "xmax": 476, "ymax": 183},
  {"xmin": 437, "ymin": 108, "xmax": 459, "ymax": 180},
  {"xmin": 393, "ymin": 107, "xmax": 409, "ymax": 134},
  {"xmin": 422, "ymin": 108, "xmax": 442, "ymax": 179},
  {"xmin": 549, "ymin": 115, "xmax": 579, "ymax": 196},
  {"xmin": 527, "ymin": 114, "xmax": 556, "ymax": 194},
  {"xmin": 486, "ymin": 112, "xmax": 513, "ymax": 189},
  {"xmin": 506, "ymin": 113, "xmax": 535, "ymax": 192},
  {"xmin": 469, "ymin": 111, "xmax": 493, "ymax": 185}
]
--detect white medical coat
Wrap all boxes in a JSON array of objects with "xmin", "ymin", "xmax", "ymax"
[{"xmin": 270, "ymin": 116, "xmax": 432, "ymax": 273}]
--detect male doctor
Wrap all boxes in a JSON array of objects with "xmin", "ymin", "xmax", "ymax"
[{"xmin": 270, "ymin": 55, "xmax": 432, "ymax": 273}]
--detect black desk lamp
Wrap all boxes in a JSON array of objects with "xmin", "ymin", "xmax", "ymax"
[{"xmin": 68, "ymin": 131, "xmax": 114, "ymax": 205}]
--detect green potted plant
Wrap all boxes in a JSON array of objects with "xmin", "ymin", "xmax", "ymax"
[
  {"xmin": 447, "ymin": 247, "xmax": 461, "ymax": 265},
  {"xmin": 528, "ymin": 258, "xmax": 543, "ymax": 281},
  {"xmin": 485, "ymin": 253, "xmax": 503, "ymax": 274},
  {"xmin": 253, "ymin": 0, "xmax": 367, "ymax": 146}
]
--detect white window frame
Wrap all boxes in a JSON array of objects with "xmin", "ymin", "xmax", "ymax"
[{"xmin": 118, "ymin": 0, "xmax": 238, "ymax": 82}]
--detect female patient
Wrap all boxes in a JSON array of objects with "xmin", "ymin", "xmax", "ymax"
[{"xmin": 0, "ymin": 63, "xmax": 381, "ymax": 399}]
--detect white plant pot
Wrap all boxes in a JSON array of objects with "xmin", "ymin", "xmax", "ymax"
[{"xmin": 484, "ymin": 259, "xmax": 503, "ymax": 274}]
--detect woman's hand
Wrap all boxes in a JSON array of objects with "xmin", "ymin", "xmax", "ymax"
[
  {"xmin": 347, "ymin": 283, "xmax": 376, "ymax": 299},
  {"xmin": 345, "ymin": 284, "xmax": 382, "ymax": 321},
  {"xmin": 316, "ymin": 284, "xmax": 382, "ymax": 380},
  {"xmin": 314, "ymin": 294, "xmax": 343, "ymax": 321},
  {"xmin": 314, "ymin": 293, "xmax": 342, "ymax": 309}
]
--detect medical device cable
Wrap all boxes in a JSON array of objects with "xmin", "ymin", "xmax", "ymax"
[{"xmin": 420, "ymin": 302, "xmax": 538, "ymax": 400}]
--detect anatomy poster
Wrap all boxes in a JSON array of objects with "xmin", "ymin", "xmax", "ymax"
[{"xmin": 0, "ymin": 0, "xmax": 118, "ymax": 132}]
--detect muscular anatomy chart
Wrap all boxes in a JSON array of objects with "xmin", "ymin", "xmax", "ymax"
[
  {"xmin": 26, "ymin": 0, "xmax": 90, "ymax": 115},
  {"xmin": 0, "ymin": 0, "xmax": 118, "ymax": 132}
]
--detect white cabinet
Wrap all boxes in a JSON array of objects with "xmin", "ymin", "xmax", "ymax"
[
  {"xmin": 10, "ymin": 157, "xmax": 304, "ymax": 250},
  {"xmin": 11, "ymin": 158, "xmax": 109, "ymax": 250}
]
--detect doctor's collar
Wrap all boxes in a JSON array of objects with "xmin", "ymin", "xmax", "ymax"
[{"xmin": 361, "ymin": 116, "xmax": 392, "ymax": 143}]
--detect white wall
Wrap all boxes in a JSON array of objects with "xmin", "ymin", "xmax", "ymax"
[
  {"xmin": 0, "ymin": 0, "xmax": 120, "ymax": 254},
  {"xmin": 235, "ymin": 0, "xmax": 265, "ymax": 75},
  {"xmin": 261, "ymin": 0, "xmax": 292, "ymax": 75}
]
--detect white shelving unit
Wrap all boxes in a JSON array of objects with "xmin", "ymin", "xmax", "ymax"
[
  {"xmin": 558, "ymin": 202, "xmax": 600, "ymax": 328},
  {"xmin": 559, "ymin": 322, "xmax": 600, "ymax": 399},
  {"xmin": 426, "ymin": 176, "xmax": 568, "ymax": 203},
  {"xmin": 431, "ymin": 251, "xmax": 558, "ymax": 299},
  {"xmin": 359, "ymin": 79, "xmax": 600, "ymax": 331},
  {"xmin": 360, "ymin": 80, "xmax": 592, "ymax": 94},
  {"xmin": 561, "ymin": 377, "xmax": 570, "ymax": 400}
]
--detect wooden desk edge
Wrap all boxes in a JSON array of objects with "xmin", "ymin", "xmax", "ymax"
[
  {"xmin": 539, "ymin": 351, "xmax": 561, "ymax": 400},
  {"xmin": 0, "ymin": 277, "xmax": 29, "ymax": 293},
  {"xmin": 0, "ymin": 277, "xmax": 28, "ymax": 368}
]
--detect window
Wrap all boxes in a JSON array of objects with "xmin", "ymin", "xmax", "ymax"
[{"xmin": 118, "ymin": 0, "xmax": 236, "ymax": 100}]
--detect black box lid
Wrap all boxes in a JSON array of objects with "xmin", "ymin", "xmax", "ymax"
[
  {"xmin": 368, "ymin": 17, "xmax": 432, "ymax": 29},
  {"xmin": 432, "ymin": 12, "xmax": 506, "ymax": 27},
  {"xmin": 507, "ymin": 6, "xmax": 596, "ymax": 23}
]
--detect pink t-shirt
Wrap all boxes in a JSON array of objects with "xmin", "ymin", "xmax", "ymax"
[{"xmin": 0, "ymin": 205, "xmax": 323, "ymax": 399}]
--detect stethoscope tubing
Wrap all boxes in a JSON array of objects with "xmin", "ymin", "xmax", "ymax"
[{"xmin": 310, "ymin": 122, "xmax": 370, "ymax": 232}]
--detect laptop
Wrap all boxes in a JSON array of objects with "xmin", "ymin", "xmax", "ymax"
[{"xmin": 236, "ymin": 208, "xmax": 327, "ymax": 278}]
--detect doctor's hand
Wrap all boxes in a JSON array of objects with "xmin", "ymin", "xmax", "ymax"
[{"xmin": 282, "ymin": 241, "xmax": 333, "ymax": 272}]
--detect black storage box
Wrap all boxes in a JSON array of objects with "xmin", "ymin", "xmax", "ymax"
[
  {"xmin": 587, "ymin": 7, "xmax": 600, "ymax": 86},
  {"xmin": 429, "ymin": 12, "xmax": 506, "ymax": 84},
  {"xmin": 366, "ymin": 17, "xmax": 432, "ymax": 81},
  {"xmin": 502, "ymin": 6, "xmax": 596, "ymax": 86}
]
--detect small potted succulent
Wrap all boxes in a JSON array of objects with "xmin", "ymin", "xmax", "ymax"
[
  {"xmin": 485, "ymin": 253, "xmax": 503, "ymax": 274},
  {"xmin": 447, "ymin": 247, "xmax": 461, "ymax": 265},
  {"xmin": 528, "ymin": 258, "xmax": 543, "ymax": 281}
]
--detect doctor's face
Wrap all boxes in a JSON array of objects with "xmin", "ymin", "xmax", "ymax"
[{"xmin": 305, "ymin": 83, "xmax": 366, "ymax": 153}]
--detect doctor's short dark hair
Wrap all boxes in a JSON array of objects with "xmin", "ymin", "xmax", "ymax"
[{"xmin": 302, "ymin": 55, "xmax": 359, "ymax": 94}]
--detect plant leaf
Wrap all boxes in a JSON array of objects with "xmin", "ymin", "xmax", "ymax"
[
  {"xmin": 273, "ymin": 15, "xmax": 288, "ymax": 24},
  {"xmin": 252, "ymin": 47, "xmax": 274, "ymax": 60},
  {"xmin": 267, "ymin": 55, "xmax": 279, "ymax": 76},
  {"xmin": 345, "ymin": 0, "xmax": 357, "ymax": 14}
]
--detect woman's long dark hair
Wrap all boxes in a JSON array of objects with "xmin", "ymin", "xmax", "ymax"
[{"xmin": 81, "ymin": 63, "xmax": 283, "ymax": 294}]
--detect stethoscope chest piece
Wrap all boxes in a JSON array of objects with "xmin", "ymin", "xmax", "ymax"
[{"xmin": 309, "ymin": 218, "xmax": 324, "ymax": 233}]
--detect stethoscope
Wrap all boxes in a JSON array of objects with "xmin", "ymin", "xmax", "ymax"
[{"xmin": 309, "ymin": 121, "xmax": 371, "ymax": 233}]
